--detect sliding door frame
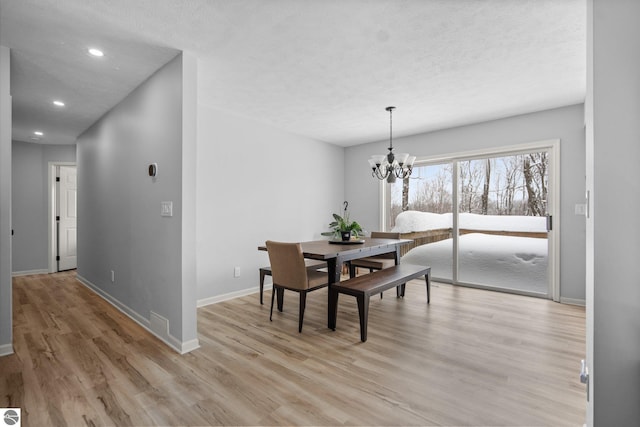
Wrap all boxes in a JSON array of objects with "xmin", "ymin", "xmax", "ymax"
[{"xmin": 382, "ymin": 139, "xmax": 560, "ymax": 301}]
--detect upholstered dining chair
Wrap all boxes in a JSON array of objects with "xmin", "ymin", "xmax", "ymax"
[
  {"xmin": 348, "ymin": 231, "xmax": 401, "ymax": 277},
  {"xmin": 266, "ymin": 240, "xmax": 329, "ymax": 332}
]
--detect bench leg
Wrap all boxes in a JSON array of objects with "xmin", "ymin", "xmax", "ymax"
[
  {"xmin": 259, "ymin": 269, "xmax": 267, "ymax": 305},
  {"xmin": 328, "ymin": 286, "xmax": 339, "ymax": 330},
  {"xmin": 356, "ymin": 294, "xmax": 370, "ymax": 342}
]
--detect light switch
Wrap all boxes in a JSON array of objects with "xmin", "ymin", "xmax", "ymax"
[
  {"xmin": 574, "ymin": 203, "xmax": 586, "ymax": 216},
  {"xmin": 161, "ymin": 201, "xmax": 173, "ymax": 217}
]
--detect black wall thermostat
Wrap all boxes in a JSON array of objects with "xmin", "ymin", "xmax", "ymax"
[{"xmin": 148, "ymin": 163, "xmax": 158, "ymax": 177}]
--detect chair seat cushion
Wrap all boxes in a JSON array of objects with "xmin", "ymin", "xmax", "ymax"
[{"xmin": 350, "ymin": 257, "xmax": 395, "ymax": 270}]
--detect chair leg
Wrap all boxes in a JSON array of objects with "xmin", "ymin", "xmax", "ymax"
[
  {"xmin": 259, "ymin": 269, "xmax": 267, "ymax": 305},
  {"xmin": 349, "ymin": 262, "xmax": 356, "ymax": 278},
  {"xmin": 298, "ymin": 291, "xmax": 307, "ymax": 333},
  {"xmin": 277, "ymin": 287, "xmax": 284, "ymax": 312},
  {"xmin": 270, "ymin": 286, "xmax": 276, "ymax": 321}
]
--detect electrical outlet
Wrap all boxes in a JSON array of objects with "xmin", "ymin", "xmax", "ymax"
[
  {"xmin": 110, "ymin": 270, "xmax": 115, "ymax": 283},
  {"xmin": 234, "ymin": 267, "xmax": 241, "ymax": 278}
]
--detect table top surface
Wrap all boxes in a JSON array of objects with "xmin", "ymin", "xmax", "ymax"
[{"xmin": 258, "ymin": 238, "xmax": 412, "ymax": 259}]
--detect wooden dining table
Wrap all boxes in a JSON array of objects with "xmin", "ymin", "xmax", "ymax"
[{"xmin": 258, "ymin": 238, "xmax": 413, "ymax": 327}]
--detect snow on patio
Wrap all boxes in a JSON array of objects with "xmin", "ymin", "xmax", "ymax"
[{"xmin": 394, "ymin": 211, "xmax": 548, "ymax": 294}]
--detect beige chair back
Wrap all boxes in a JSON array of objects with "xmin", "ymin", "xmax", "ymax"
[{"xmin": 266, "ymin": 241, "xmax": 309, "ymax": 290}]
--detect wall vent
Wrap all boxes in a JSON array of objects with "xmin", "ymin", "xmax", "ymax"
[{"xmin": 149, "ymin": 311, "xmax": 169, "ymax": 338}]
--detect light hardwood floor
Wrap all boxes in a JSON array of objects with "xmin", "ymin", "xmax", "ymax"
[{"xmin": 1, "ymin": 271, "xmax": 586, "ymax": 426}]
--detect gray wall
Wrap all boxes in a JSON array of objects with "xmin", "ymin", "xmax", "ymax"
[
  {"xmin": 345, "ymin": 104, "xmax": 586, "ymax": 302},
  {"xmin": 588, "ymin": 0, "xmax": 640, "ymax": 424},
  {"xmin": 12, "ymin": 141, "xmax": 76, "ymax": 273},
  {"xmin": 195, "ymin": 105, "xmax": 345, "ymax": 302},
  {"xmin": 77, "ymin": 53, "xmax": 198, "ymax": 352},
  {"xmin": 0, "ymin": 45, "xmax": 12, "ymax": 355}
]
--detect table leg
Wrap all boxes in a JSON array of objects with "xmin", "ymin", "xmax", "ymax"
[
  {"xmin": 395, "ymin": 246, "xmax": 403, "ymax": 297},
  {"xmin": 425, "ymin": 270, "xmax": 431, "ymax": 303},
  {"xmin": 394, "ymin": 245, "xmax": 401, "ymax": 264},
  {"xmin": 328, "ymin": 287, "xmax": 338, "ymax": 330},
  {"xmin": 327, "ymin": 258, "xmax": 339, "ymax": 329}
]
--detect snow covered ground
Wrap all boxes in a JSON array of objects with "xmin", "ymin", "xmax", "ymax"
[
  {"xmin": 396, "ymin": 211, "xmax": 548, "ymax": 294},
  {"xmin": 391, "ymin": 210, "xmax": 547, "ymax": 233}
]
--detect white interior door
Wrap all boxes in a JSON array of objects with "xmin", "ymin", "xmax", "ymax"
[{"xmin": 58, "ymin": 165, "xmax": 77, "ymax": 271}]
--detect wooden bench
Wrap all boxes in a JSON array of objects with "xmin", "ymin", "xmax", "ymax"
[
  {"xmin": 259, "ymin": 260, "xmax": 327, "ymax": 304},
  {"xmin": 328, "ymin": 264, "xmax": 431, "ymax": 342}
]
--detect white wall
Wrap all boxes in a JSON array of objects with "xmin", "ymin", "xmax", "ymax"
[
  {"xmin": 0, "ymin": 45, "xmax": 12, "ymax": 355},
  {"xmin": 12, "ymin": 141, "xmax": 76, "ymax": 273},
  {"xmin": 76, "ymin": 53, "xmax": 198, "ymax": 353},
  {"xmin": 180, "ymin": 52, "xmax": 198, "ymax": 345},
  {"xmin": 345, "ymin": 104, "xmax": 586, "ymax": 302},
  {"xmin": 588, "ymin": 0, "xmax": 640, "ymax": 424},
  {"xmin": 196, "ymin": 105, "xmax": 345, "ymax": 302}
]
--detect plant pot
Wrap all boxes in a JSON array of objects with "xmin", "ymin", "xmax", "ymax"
[{"xmin": 340, "ymin": 231, "xmax": 351, "ymax": 241}]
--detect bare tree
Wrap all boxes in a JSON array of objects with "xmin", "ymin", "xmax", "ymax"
[
  {"xmin": 459, "ymin": 160, "xmax": 483, "ymax": 213},
  {"xmin": 523, "ymin": 153, "xmax": 548, "ymax": 216},
  {"xmin": 434, "ymin": 165, "xmax": 453, "ymax": 213},
  {"xmin": 500, "ymin": 155, "xmax": 522, "ymax": 215},
  {"xmin": 401, "ymin": 176, "xmax": 410, "ymax": 212},
  {"xmin": 389, "ymin": 153, "xmax": 548, "ymax": 226},
  {"xmin": 481, "ymin": 158, "xmax": 491, "ymax": 214}
]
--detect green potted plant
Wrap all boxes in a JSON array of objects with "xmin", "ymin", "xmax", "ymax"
[{"xmin": 322, "ymin": 201, "xmax": 363, "ymax": 241}]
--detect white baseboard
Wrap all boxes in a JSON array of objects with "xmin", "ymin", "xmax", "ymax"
[
  {"xmin": 0, "ymin": 343, "xmax": 14, "ymax": 357},
  {"xmin": 197, "ymin": 284, "xmax": 269, "ymax": 308},
  {"xmin": 560, "ymin": 297, "xmax": 586, "ymax": 306},
  {"xmin": 180, "ymin": 338, "xmax": 201, "ymax": 353},
  {"xmin": 12, "ymin": 269, "xmax": 48, "ymax": 277},
  {"xmin": 76, "ymin": 275, "xmax": 200, "ymax": 354}
]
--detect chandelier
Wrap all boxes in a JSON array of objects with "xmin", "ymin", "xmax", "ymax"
[{"xmin": 368, "ymin": 106, "xmax": 415, "ymax": 183}]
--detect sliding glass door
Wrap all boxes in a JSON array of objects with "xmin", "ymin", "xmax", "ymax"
[
  {"xmin": 456, "ymin": 152, "xmax": 549, "ymax": 295},
  {"xmin": 388, "ymin": 162, "xmax": 454, "ymax": 281},
  {"xmin": 386, "ymin": 145, "xmax": 555, "ymax": 298}
]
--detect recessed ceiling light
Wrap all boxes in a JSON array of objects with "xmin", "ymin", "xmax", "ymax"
[
  {"xmin": 88, "ymin": 48, "xmax": 104, "ymax": 57},
  {"xmin": 53, "ymin": 100, "xmax": 65, "ymax": 107},
  {"xmin": 34, "ymin": 131, "xmax": 43, "ymax": 136}
]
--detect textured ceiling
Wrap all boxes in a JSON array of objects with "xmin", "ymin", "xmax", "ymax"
[{"xmin": 0, "ymin": 0, "xmax": 586, "ymax": 147}]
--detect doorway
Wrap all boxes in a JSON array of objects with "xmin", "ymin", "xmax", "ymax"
[{"xmin": 48, "ymin": 162, "xmax": 77, "ymax": 272}]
